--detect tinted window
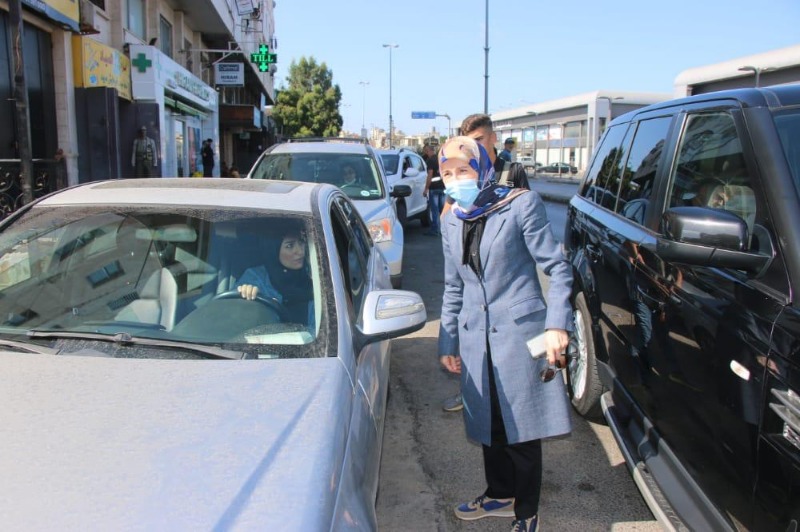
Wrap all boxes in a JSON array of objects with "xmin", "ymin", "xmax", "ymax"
[
  {"xmin": 667, "ymin": 112, "xmax": 758, "ymax": 238},
  {"xmin": 773, "ymin": 108, "xmax": 800, "ymax": 197},
  {"xmin": 582, "ymin": 124, "xmax": 629, "ymax": 210},
  {"xmin": 616, "ymin": 117, "xmax": 672, "ymax": 223},
  {"xmin": 331, "ymin": 198, "xmax": 369, "ymax": 318}
]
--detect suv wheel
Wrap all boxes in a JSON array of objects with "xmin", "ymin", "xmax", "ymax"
[
  {"xmin": 396, "ymin": 200, "xmax": 407, "ymax": 226},
  {"xmin": 568, "ymin": 292, "xmax": 604, "ymax": 418}
]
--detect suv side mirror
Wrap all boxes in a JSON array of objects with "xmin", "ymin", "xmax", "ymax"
[
  {"xmin": 391, "ymin": 184, "xmax": 412, "ymax": 198},
  {"xmin": 655, "ymin": 207, "xmax": 773, "ymax": 274}
]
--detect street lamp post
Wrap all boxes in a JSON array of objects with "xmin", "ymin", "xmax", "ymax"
[
  {"xmin": 526, "ymin": 111, "xmax": 538, "ymax": 170},
  {"xmin": 738, "ymin": 65, "xmax": 775, "ymax": 88},
  {"xmin": 483, "ymin": 0, "xmax": 489, "ymax": 114},
  {"xmin": 358, "ymin": 81, "xmax": 369, "ymax": 136},
  {"xmin": 382, "ymin": 44, "xmax": 399, "ymax": 147},
  {"xmin": 592, "ymin": 96, "xmax": 623, "ymax": 157}
]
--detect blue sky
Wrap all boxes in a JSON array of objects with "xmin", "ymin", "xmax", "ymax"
[{"xmin": 273, "ymin": 0, "xmax": 800, "ymax": 136}]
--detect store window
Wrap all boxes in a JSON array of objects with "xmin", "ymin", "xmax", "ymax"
[
  {"xmin": 159, "ymin": 16, "xmax": 173, "ymax": 58},
  {"xmin": 127, "ymin": 0, "xmax": 145, "ymax": 39}
]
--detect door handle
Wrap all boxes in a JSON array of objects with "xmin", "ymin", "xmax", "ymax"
[{"xmin": 586, "ymin": 245, "xmax": 602, "ymax": 262}]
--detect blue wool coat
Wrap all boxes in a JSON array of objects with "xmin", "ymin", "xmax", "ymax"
[{"xmin": 438, "ymin": 190, "xmax": 573, "ymax": 445}]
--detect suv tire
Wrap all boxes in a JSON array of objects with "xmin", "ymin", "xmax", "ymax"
[{"xmin": 568, "ymin": 292, "xmax": 604, "ymax": 419}]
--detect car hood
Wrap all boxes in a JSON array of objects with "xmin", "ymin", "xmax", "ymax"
[
  {"xmin": 0, "ymin": 352, "xmax": 353, "ymax": 530},
  {"xmin": 351, "ymin": 198, "xmax": 393, "ymax": 224}
]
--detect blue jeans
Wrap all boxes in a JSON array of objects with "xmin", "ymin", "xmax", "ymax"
[{"xmin": 428, "ymin": 189, "xmax": 446, "ymax": 232}]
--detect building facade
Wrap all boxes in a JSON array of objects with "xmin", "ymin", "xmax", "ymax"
[
  {"xmin": 488, "ymin": 91, "xmax": 671, "ymax": 172},
  {"xmin": 0, "ymin": 0, "xmax": 277, "ymax": 195}
]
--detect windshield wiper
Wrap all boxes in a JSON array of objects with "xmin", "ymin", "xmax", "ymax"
[
  {"xmin": 0, "ymin": 337, "xmax": 59, "ymax": 356},
  {"xmin": 26, "ymin": 330, "xmax": 244, "ymax": 360}
]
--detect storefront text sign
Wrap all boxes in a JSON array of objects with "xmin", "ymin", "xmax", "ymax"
[
  {"xmin": 214, "ymin": 63, "xmax": 245, "ymax": 86},
  {"xmin": 22, "ymin": 0, "xmax": 79, "ymax": 32},
  {"xmin": 72, "ymin": 37, "xmax": 132, "ymax": 100}
]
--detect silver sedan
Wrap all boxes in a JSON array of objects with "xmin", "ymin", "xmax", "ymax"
[{"xmin": 0, "ymin": 178, "xmax": 426, "ymax": 530}]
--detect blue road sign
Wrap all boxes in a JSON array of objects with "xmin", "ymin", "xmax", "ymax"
[{"xmin": 411, "ymin": 111, "xmax": 436, "ymax": 119}]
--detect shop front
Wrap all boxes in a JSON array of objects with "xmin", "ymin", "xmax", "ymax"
[{"xmin": 129, "ymin": 44, "xmax": 218, "ymax": 177}]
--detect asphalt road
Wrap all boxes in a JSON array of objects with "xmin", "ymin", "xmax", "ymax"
[{"xmin": 375, "ymin": 194, "xmax": 661, "ymax": 531}]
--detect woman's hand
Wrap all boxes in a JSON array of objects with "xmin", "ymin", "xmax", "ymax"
[
  {"xmin": 440, "ymin": 355, "xmax": 462, "ymax": 374},
  {"xmin": 545, "ymin": 329, "xmax": 569, "ymax": 366},
  {"xmin": 237, "ymin": 284, "xmax": 260, "ymax": 301}
]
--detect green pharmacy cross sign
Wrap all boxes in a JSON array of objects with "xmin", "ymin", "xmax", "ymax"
[{"xmin": 250, "ymin": 44, "xmax": 277, "ymax": 73}]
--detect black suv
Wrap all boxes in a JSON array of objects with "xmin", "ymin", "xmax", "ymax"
[{"xmin": 565, "ymin": 86, "xmax": 800, "ymax": 531}]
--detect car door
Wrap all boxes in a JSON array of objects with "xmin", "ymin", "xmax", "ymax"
[
  {"xmin": 640, "ymin": 105, "xmax": 785, "ymax": 529},
  {"xmin": 329, "ymin": 195, "xmax": 389, "ymax": 506},
  {"xmin": 401, "ymin": 153, "xmax": 425, "ymax": 217}
]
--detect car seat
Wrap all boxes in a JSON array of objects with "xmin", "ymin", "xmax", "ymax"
[{"xmin": 114, "ymin": 267, "xmax": 178, "ymax": 330}]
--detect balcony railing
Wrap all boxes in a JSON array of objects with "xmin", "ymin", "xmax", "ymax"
[{"xmin": 0, "ymin": 159, "xmax": 66, "ymax": 220}]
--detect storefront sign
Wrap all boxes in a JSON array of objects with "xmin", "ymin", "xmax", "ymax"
[
  {"xmin": 214, "ymin": 63, "xmax": 245, "ymax": 86},
  {"xmin": 129, "ymin": 44, "xmax": 217, "ymax": 112},
  {"xmin": 21, "ymin": 0, "xmax": 79, "ymax": 32},
  {"xmin": 250, "ymin": 44, "xmax": 277, "ymax": 73},
  {"xmin": 72, "ymin": 37, "xmax": 132, "ymax": 100}
]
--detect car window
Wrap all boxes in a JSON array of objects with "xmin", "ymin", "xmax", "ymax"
[
  {"xmin": 379, "ymin": 153, "xmax": 399, "ymax": 175},
  {"xmin": 331, "ymin": 198, "xmax": 369, "ymax": 318},
  {"xmin": 773, "ymin": 108, "xmax": 800, "ymax": 198},
  {"xmin": 616, "ymin": 116, "xmax": 672, "ymax": 223},
  {"xmin": 581, "ymin": 124, "xmax": 629, "ymax": 209},
  {"xmin": 250, "ymin": 152, "xmax": 385, "ymax": 200},
  {"xmin": 0, "ymin": 206, "xmax": 329, "ymax": 359},
  {"xmin": 667, "ymin": 112, "xmax": 758, "ymax": 237}
]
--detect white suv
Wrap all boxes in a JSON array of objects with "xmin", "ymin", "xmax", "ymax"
[
  {"xmin": 376, "ymin": 148, "xmax": 431, "ymax": 227},
  {"xmin": 248, "ymin": 138, "xmax": 410, "ymax": 288}
]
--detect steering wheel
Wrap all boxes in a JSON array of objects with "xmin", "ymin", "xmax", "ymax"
[{"xmin": 212, "ymin": 290, "xmax": 286, "ymax": 320}]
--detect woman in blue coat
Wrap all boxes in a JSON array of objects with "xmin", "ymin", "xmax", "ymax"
[{"xmin": 437, "ymin": 136, "xmax": 573, "ymax": 532}]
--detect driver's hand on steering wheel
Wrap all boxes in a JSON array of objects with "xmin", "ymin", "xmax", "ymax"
[{"xmin": 237, "ymin": 284, "xmax": 260, "ymax": 301}]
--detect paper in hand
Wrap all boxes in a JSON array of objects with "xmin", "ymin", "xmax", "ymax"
[{"xmin": 526, "ymin": 332, "xmax": 547, "ymax": 359}]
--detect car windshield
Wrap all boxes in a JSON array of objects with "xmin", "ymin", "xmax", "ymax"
[
  {"xmin": 379, "ymin": 153, "xmax": 399, "ymax": 174},
  {"xmin": 773, "ymin": 108, "xmax": 800, "ymax": 198},
  {"xmin": 0, "ymin": 205, "xmax": 330, "ymax": 360},
  {"xmin": 250, "ymin": 152, "xmax": 385, "ymax": 200}
]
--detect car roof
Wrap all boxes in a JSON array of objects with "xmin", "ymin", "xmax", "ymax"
[
  {"xmin": 34, "ymin": 178, "xmax": 332, "ymax": 213},
  {"xmin": 268, "ymin": 142, "xmax": 371, "ymax": 155},
  {"xmin": 613, "ymin": 86, "xmax": 800, "ymax": 126},
  {"xmin": 375, "ymin": 148, "xmax": 416, "ymax": 155}
]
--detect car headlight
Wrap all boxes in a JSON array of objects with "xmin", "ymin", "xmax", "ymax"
[{"xmin": 368, "ymin": 217, "xmax": 393, "ymax": 243}]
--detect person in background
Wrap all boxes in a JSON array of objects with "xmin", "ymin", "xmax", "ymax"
[
  {"xmin": 423, "ymin": 144, "xmax": 445, "ymax": 236},
  {"xmin": 229, "ymin": 166, "xmax": 242, "ymax": 179},
  {"xmin": 437, "ymin": 136, "xmax": 572, "ymax": 532},
  {"xmin": 132, "ymin": 126, "xmax": 158, "ymax": 178},
  {"xmin": 221, "ymin": 161, "xmax": 230, "ymax": 178},
  {"xmin": 202, "ymin": 139, "xmax": 215, "ymax": 177},
  {"xmin": 498, "ymin": 137, "xmax": 516, "ymax": 163}
]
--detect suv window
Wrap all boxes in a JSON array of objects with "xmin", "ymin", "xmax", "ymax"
[
  {"xmin": 582, "ymin": 124, "xmax": 629, "ymax": 210},
  {"xmin": 773, "ymin": 108, "xmax": 800, "ymax": 196},
  {"xmin": 667, "ymin": 112, "xmax": 758, "ymax": 238},
  {"xmin": 617, "ymin": 116, "xmax": 672, "ymax": 224},
  {"xmin": 331, "ymin": 198, "xmax": 369, "ymax": 318}
]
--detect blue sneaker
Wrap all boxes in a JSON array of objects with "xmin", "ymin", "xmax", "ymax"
[
  {"xmin": 511, "ymin": 515, "xmax": 539, "ymax": 531},
  {"xmin": 454, "ymin": 494, "xmax": 515, "ymax": 520}
]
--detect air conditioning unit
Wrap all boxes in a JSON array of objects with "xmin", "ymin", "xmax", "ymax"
[{"xmin": 79, "ymin": 0, "xmax": 102, "ymax": 35}]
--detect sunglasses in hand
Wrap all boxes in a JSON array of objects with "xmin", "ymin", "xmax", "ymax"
[{"xmin": 540, "ymin": 337, "xmax": 578, "ymax": 383}]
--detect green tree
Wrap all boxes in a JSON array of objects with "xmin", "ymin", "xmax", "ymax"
[{"xmin": 273, "ymin": 57, "xmax": 343, "ymax": 137}]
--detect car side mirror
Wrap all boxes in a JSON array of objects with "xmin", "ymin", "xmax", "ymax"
[
  {"xmin": 655, "ymin": 206, "xmax": 773, "ymax": 275},
  {"xmin": 391, "ymin": 184, "xmax": 412, "ymax": 198},
  {"xmin": 403, "ymin": 168, "xmax": 419, "ymax": 178},
  {"xmin": 359, "ymin": 290, "xmax": 427, "ymax": 344}
]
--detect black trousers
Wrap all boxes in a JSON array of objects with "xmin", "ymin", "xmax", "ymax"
[{"xmin": 483, "ymin": 345, "xmax": 543, "ymax": 520}]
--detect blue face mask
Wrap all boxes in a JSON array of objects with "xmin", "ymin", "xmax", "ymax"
[{"xmin": 445, "ymin": 179, "xmax": 480, "ymax": 209}]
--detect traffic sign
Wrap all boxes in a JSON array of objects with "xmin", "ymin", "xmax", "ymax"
[{"xmin": 411, "ymin": 111, "xmax": 436, "ymax": 119}]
